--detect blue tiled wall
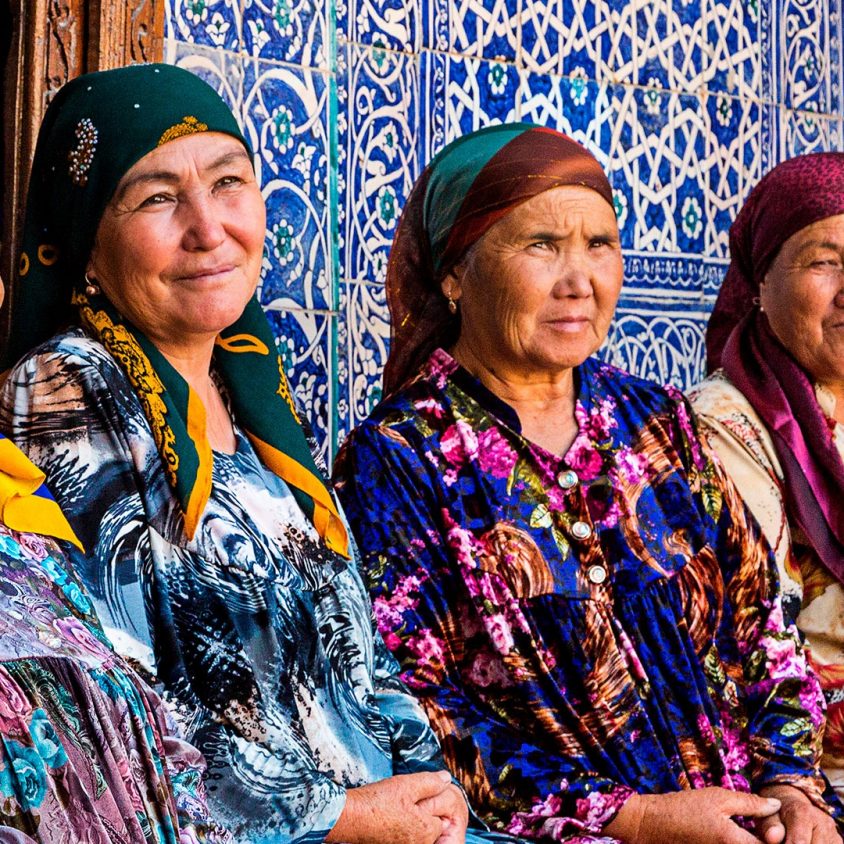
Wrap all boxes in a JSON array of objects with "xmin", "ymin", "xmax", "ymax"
[{"xmin": 164, "ymin": 0, "xmax": 844, "ymax": 459}]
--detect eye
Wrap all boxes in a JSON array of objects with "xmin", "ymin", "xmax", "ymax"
[
  {"xmin": 809, "ymin": 258, "xmax": 844, "ymax": 270},
  {"xmin": 137, "ymin": 193, "xmax": 173, "ymax": 209},
  {"xmin": 589, "ymin": 236, "xmax": 614, "ymax": 249},
  {"xmin": 215, "ymin": 175, "xmax": 244, "ymax": 189}
]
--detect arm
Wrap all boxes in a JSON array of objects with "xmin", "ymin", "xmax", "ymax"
[{"xmin": 676, "ymin": 396, "xmax": 834, "ymax": 810}]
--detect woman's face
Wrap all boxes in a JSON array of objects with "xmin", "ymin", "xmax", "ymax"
[
  {"xmin": 87, "ymin": 132, "xmax": 266, "ymax": 350},
  {"xmin": 761, "ymin": 213, "xmax": 844, "ymax": 386},
  {"xmin": 442, "ymin": 185, "xmax": 623, "ymax": 380}
]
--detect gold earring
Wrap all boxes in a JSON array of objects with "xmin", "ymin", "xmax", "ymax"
[
  {"xmin": 446, "ymin": 292, "xmax": 457, "ymax": 314},
  {"xmin": 84, "ymin": 271, "xmax": 100, "ymax": 298}
]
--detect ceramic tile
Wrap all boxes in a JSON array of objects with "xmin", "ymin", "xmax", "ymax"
[
  {"xmin": 424, "ymin": 0, "xmax": 519, "ymax": 61},
  {"xmin": 242, "ymin": 59, "xmax": 332, "ymax": 311},
  {"xmin": 243, "ymin": 0, "xmax": 329, "ymax": 69},
  {"xmin": 603, "ymin": 294, "xmax": 710, "ymax": 389},
  {"xmin": 266, "ymin": 308, "xmax": 335, "ymax": 459},
  {"xmin": 702, "ymin": 0, "xmax": 761, "ymax": 99},
  {"xmin": 338, "ymin": 44, "xmax": 420, "ymax": 283},
  {"xmin": 336, "ymin": 279, "xmax": 390, "ymax": 444},
  {"xmin": 608, "ymin": 85, "xmax": 707, "ymax": 255},
  {"xmin": 338, "ymin": 0, "xmax": 421, "ymax": 52},
  {"xmin": 783, "ymin": 109, "xmax": 844, "ymax": 157},
  {"xmin": 168, "ymin": 0, "xmax": 241, "ymax": 50},
  {"xmin": 167, "ymin": 40, "xmax": 244, "ymax": 113}
]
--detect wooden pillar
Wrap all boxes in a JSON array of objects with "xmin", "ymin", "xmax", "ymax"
[{"xmin": 0, "ymin": 0, "xmax": 164, "ymax": 357}]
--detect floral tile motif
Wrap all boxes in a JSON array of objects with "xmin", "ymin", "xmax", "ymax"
[
  {"xmin": 776, "ymin": 0, "xmax": 841, "ymax": 114},
  {"xmin": 168, "ymin": 0, "xmax": 241, "ymax": 51},
  {"xmin": 602, "ymin": 294, "xmax": 710, "ymax": 389},
  {"xmin": 420, "ymin": 51, "xmax": 520, "ymax": 152},
  {"xmin": 336, "ymin": 280, "xmax": 390, "ymax": 446},
  {"xmin": 242, "ymin": 59, "xmax": 332, "ymax": 311},
  {"xmin": 608, "ymin": 86, "xmax": 707, "ymax": 255},
  {"xmin": 702, "ymin": 0, "xmax": 762, "ymax": 99},
  {"xmin": 783, "ymin": 109, "xmax": 843, "ymax": 157},
  {"xmin": 266, "ymin": 308, "xmax": 334, "ymax": 458},
  {"xmin": 338, "ymin": 0, "xmax": 421, "ymax": 52},
  {"xmin": 705, "ymin": 93, "xmax": 760, "ymax": 259},
  {"xmin": 243, "ymin": 0, "xmax": 328, "ymax": 69},
  {"xmin": 338, "ymin": 44, "xmax": 420, "ymax": 283}
]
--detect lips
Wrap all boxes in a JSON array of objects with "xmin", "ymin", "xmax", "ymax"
[{"xmin": 174, "ymin": 264, "xmax": 236, "ymax": 281}]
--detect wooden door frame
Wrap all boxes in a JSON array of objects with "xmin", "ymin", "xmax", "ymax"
[{"xmin": 0, "ymin": 0, "xmax": 164, "ymax": 358}]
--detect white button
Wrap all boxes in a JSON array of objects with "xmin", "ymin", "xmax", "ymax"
[
  {"xmin": 588, "ymin": 565, "xmax": 607, "ymax": 585},
  {"xmin": 571, "ymin": 520, "xmax": 592, "ymax": 540},
  {"xmin": 557, "ymin": 469, "xmax": 578, "ymax": 489}
]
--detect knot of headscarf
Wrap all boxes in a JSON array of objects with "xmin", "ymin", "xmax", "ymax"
[
  {"xmin": 383, "ymin": 123, "xmax": 614, "ymax": 394},
  {"xmin": 706, "ymin": 151, "xmax": 844, "ymax": 583},
  {"xmin": 8, "ymin": 63, "xmax": 348, "ymax": 555}
]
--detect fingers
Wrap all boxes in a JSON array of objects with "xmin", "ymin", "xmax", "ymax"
[
  {"xmin": 755, "ymin": 813, "xmax": 786, "ymax": 844},
  {"xmin": 779, "ymin": 803, "xmax": 842, "ymax": 844},
  {"xmin": 402, "ymin": 770, "xmax": 454, "ymax": 801},
  {"xmin": 721, "ymin": 791, "xmax": 782, "ymax": 819}
]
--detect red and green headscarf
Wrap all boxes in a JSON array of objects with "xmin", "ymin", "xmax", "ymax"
[
  {"xmin": 9, "ymin": 63, "xmax": 348, "ymax": 556},
  {"xmin": 383, "ymin": 123, "xmax": 614, "ymax": 394}
]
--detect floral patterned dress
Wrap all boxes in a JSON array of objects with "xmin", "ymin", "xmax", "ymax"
[
  {"xmin": 0, "ymin": 513, "xmax": 229, "ymax": 842},
  {"xmin": 334, "ymin": 348, "xmax": 837, "ymax": 842},
  {"xmin": 691, "ymin": 369, "xmax": 844, "ymax": 798}
]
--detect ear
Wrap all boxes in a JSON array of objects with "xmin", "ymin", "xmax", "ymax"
[{"xmin": 440, "ymin": 266, "xmax": 464, "ymax": 302}]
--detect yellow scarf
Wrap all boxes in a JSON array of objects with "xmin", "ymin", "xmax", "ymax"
[{"xmin": 0, "ymin": 437, "xmax": 82, "ymax": 549}]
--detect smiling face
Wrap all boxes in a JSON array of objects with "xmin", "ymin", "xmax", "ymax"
[
  {"xmin": 87, "ymin": 132, "xmax": 266, "ymax": 354},
  {"xmin": 761, "ymin": 213, "xmax": 844, "ymax": 387},
  {"xmin": 442, "ymin": 185, "xmax": 623, "ymax": 382}
]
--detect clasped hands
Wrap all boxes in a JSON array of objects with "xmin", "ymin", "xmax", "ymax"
[
  {"xmin": 606, "ymin": 783, "xmax": 841, "ymax": 844},
  {"xmin": 325, "ymin": 770, "xmax": 469, "ymax": 844}
]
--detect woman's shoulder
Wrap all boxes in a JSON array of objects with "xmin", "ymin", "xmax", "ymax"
[
  {"xmin": 6, "ymin": 327, "xmax": 123, "ymax": 387},
  {"xmin": 585, "ymin": 357, "xmax": 686, "ymax": 416},
  {"xmin": 688, "ymin": 369, "xmax": 759, "ymax": 421}
]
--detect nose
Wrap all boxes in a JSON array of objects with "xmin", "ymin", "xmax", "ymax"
[
  {"xmin": 552, "ymin": 249, "xmax": 593, "ymax": 298},
  {"xmin": 180, "ymin": 191, "xmax": 226, "ymax": 252}
]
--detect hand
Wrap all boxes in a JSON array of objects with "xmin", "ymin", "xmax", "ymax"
[
  {"xmin": 418, "ymin": 783, "xmax": 469, "ymax": 844},
  {"xmin": 756, "ymin": 784, "xmax": 842, "ymax": 844},
  {"xmin": 325, "ymin": 771, "xmax": 453, "ymax": 844},
  {"xmin": 605, "ymin": 787, "xmax": 782, "ymax": 844}
]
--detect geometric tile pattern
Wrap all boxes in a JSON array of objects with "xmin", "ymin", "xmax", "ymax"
[{"xmin": 165, "ymin": 0, "xmax": 844, "ymax": 458}]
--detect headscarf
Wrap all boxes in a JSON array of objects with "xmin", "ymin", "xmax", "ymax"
[
  {"xmin": 383, "ymin": 123, "xmax": 614, "ymax": 394},
  {"xmin": 0, "ymin": 435, "xmax": 81, "ymax": 550},
  {"xmin": 706, "ymin": 152, "xmax": 844, "ymax": 583},
  {"xmin": 8, "ymin": 63, "xmax": 348, "ymax": 556}
]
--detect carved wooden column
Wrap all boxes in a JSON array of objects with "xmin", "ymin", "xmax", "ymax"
[{"xmin": 0, "ymin": 0, "xmax": 164, "ymax": 357}]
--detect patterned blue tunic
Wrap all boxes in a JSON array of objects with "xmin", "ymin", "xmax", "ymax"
[{"xmin": 0, "ymin": 330, "xmax": 511, "ymax": 844}]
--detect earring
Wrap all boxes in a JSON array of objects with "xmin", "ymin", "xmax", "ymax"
[
  {"xmin": 84, "ymin": 272, "xmax": 100, "ymax": 298},
  {"xmin": 446, "ymin": 292, "xmax": 458, "ymax": 314},
  {"xmin": 752, "ymin": 295, "xmax": 764, "ymax": 313}
]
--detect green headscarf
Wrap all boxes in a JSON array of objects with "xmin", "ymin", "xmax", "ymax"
[{"xmin": 9, "ymin": 63, "xmax": 349, "ymax": 555}]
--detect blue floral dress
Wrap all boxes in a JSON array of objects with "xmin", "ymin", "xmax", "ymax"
[
  {"xmin": 0, "ymin": 330, "xmax": 513, "ymax": 844},
  {"xmin": 0, "ymin": 486, "xmax": 228, "ymax": 842},
  {"xmin": 334, "ymin": 348, "xmax": 839, "ymax": 842}
]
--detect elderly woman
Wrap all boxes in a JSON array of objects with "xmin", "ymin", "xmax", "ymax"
[
  {"xmin": 0, "ymin": 277, "xmax": 227, "ymax": 840},
  {"xmin": 333, "ymin": 123, "xmax": 842, "ymax": 843},
  {"xmin": 0, "ymin": 63, "xmax": 510, "ymax": 844},
  {"xmin": 690, "ymin": 153, "xmax": 844, "ymax": 800}
]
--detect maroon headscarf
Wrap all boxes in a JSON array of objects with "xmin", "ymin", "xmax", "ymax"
[
  {"xmin": 706, "ymin": 152, "xmax": 844, "ymax": 584},
  {"xmin": 383, "ymin": 123, "xmax": 614, "ymax": 394}
]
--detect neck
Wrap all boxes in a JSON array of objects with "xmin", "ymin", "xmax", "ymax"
[
  {"xmin": 820, "ymin": 380, "xmax": 844, "ymax": 426},
  {"xmin": 153, "ymin": 336, "xmax": 217, "ymax": 391},
  {"xmin": 450, "ymin": 340, "xmax": 579, "ymax": 456}
]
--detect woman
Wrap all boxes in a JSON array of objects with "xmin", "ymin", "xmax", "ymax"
[
  {"xmin": 0, "ymin": 63, "xmax": 505, "ymax": 844},
  {"xmin": 690, "ymin": 153, "xmax": 844, "ymax": 800},
  {"xmin": 0, "ymin": 279, "xmax": 227, "ymax": 841},
  {"xmin": 333, "ymin": 124, "xmax": 842, "ymax": 843}
]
